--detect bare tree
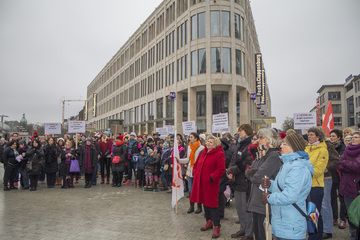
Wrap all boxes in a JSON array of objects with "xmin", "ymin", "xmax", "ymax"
[{"xmin": 282, "ymin": 117, "xmax": 294, "ymax": 132}]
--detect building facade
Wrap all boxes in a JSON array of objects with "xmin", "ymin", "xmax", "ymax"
[
  {"xmin": 316, "ymin": 74, "xmax": 360, "ymax": 130},
  {"xmin": 86, "ymin": 0, "xmax": 273, "ymax": 134}
]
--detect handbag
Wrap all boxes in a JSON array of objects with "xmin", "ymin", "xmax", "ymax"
[
  {"xmin": 112, "ymin": 156, "xmax": 120, "ymax": 164},
  {"xmin": 70, "ymin": 159, "xmax": 80, "ymax": 172},
  {"xmin": 277, "ymin": 181, "xmax": 319, "ymax": 233}
]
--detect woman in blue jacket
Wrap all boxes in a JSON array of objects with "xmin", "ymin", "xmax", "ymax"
[{"xmin": 262, "ymin": 133, "xmax": 314, "ymax": 240}]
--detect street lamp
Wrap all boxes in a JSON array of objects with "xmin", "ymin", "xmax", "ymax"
[{"xmin": 0, "ymin": 115, "xmax": 9, "ymax": 138}]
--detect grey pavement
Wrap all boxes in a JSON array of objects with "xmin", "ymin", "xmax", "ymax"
[{"xmin": 0, "ymin": 167, "xmax": 351, "ymax": 240}]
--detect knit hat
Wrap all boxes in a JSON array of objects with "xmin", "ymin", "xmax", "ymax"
[
  {"xmin": 130, "ymin": 132, "xmax": 137, "ymax": 137},
  {"xmin": 285, "ymin": 133, "xmax": 306, "ymax": 152},
  {"xmin": 138, "ymin": 135, "xmax": 143, "ymax": 139},
  {"xmin": 286, "ymin": 129, "xmax": 297, "ymax": 135},
  {"xmin": 279, "ymin": 132, "xmax": 287, "ymax": 139},
  {"xmin": 86, "ymin": 137, "xmax": 92, "ymax": 142},
  {"xmin": 57, "ymin": 138, "xmax": 65, "ymax": 143},
  {"xmin": 199, "ymin": 134, "xmax": 206, "ymax": 141},
  {"xmin": 163, "ymin": 142, "xmax": 169, "ymax": 149},
  {"xmin": 82, "ymin": 134, "xmax": 87, "ymax": 138},
  {"xmin": 147, "ymin": 147, "xmax": 154, "ymax": 155},
  {"xmin": 116, "ymin": 135, "xmax": 124, "ymax": 141}
]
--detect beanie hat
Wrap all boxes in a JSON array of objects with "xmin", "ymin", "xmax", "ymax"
[
  {"xmin": 162, "ymin": 142, "xmax": 169, "ymax": 149},
  {"xmin": 116, "ymin": 135, "xmax": 124, "ymax": 141},
  {"xmin": 130, "ymin": 132, "xmax": 137, "ymax": 137},
  {"xmin": 82, "ymin": 134, "xmax": 87, "ymax": 138},
  {"xmin": 86, "ymin": 137, "xmax": 92, "ymax": 142},
  {"xmin": 138, "ymin": 135, "xmax": 143, "ymax": 139},
  {"xmin": 286, "ymin": 129, "xmax": 296, "ymax": 135},
  {"xmin": 33, "ymin": 131, "xmax": 38, "ymax": 135},
  {"xmin": 147, "ymin": 147, "xmax": 154, "ymax": 155},
  {"xmin": 285, "ymin": 133, "xmax": 306, "ymax": 152},
  {"xmin": 279, "ymin": 132, "xmax": 287, "ymax": 139},
  {"xmin": 199, "ymin": 134, "xmax": 206, "ymax": 141}
]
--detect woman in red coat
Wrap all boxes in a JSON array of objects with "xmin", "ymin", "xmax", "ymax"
[{"xmin": 190, "ymin": 135, "xmax": 225, "ymax": 239}]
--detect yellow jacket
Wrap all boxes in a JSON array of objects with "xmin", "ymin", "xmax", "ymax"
[{"xmin": 305, "ymin": 141, "xmax": 329, "ymax": 187}]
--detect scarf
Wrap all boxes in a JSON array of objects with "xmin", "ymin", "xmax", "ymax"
[
  {"xmin": 101, "ymin": 136, "xmax": 108, "ymax": 143},
  {"xmin": 308, "ymin": 141, "xmax": 320, "ymax": 146},
  {"xmin": 116, "ymin": 140, "xmax": 124, "ymax": 147},
  {"xmin": 345, "ymin": 143, "xmax": 360, "ymax": 157},
  {"xmin": 256, "ymin": 144, "xmax": 272, "ymax": 159},
  {"xmin": 332, "ymin": 141, "xmax": 341, "ymax": 149},
  {"xmin": 12, "ymin": 147, "xmax": 19, "ymax": 158},
  {"xmin": 189, "ymin": 141, "xmax": 200, "ymax": 167},
  {"xmin": 65, "ymin": 148, "xmax": 71, "ymax": 164},
  {"xmin": 85, "ymin": 144, "xmax": 92, "ymax": 172}
]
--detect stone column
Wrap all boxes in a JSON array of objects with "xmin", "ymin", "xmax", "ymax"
[
  {"xmin": 174, "ymin": 92, "xmax": 183, "ymax": 134},
  {"xmin": 188, "ymin": 87, "xmax": 197, "ymax": 121},
  {"xmin": 239, "ymin": 88, "xmax": 249, "ymax": 124},
  {"xmin": 206, "ymin": 84, "xmax": 212, "ymax": 133}
]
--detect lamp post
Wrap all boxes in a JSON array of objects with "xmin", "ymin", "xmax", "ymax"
[{"xmin": 1, "ymin": 115, "xmax": 9, "ymax": 138}]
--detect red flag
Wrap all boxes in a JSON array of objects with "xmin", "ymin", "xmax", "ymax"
[{"xmin": 322, "ymin": 100, "xmax": 334, "ymax": 137}]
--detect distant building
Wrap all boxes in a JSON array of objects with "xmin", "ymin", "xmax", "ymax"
[
  {"xmin": 316, "ymin": 74, "xmax": 360, "ymax": 130},
  {"xmin": 85, "ymin": 0, "xmax": 274, "ymax": 134}
]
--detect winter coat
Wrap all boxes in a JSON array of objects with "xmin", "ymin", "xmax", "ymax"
[
  {"xmin": 0, "ymin": 143, "xmax": 6, "ymax": 163},
  {"xmin": 246, "ymin": 148, "xmax": 281, "ymax": 215},
  {"xmin": 26, "ymin": 147, "xmax": 45, "ymax": 176},
  {"xmin": 338, "ymin": 143, "xmax": 360, "ymax": 199},
  {"xmin": 129, "ymin": 139, "xmax": 139, "ymax": 155},
  {"xmin": 190, "ymin": 145, "xmax": 226, "ymax": 208},
  {"xmin": 145, "ymin": 155, "xmax": 156, "ymax": 173},
  {"xmin": 136, "ymin": 154, "xmax": 147, "ymax": 171},
  {"xmin": 178, "ymin": 143, "xmax": 204, "ymax": 178},
  {"xmin": 2, "ymin": 146, "xmax": 20, "ymax": 167},
  {"xmin": 305, "ymin": 141, "xmax": 329, "ymax": 187},
  {"xmin": 267, "ymin": 151, "xmax": 314, "ymax": 239},
  {"xmin": 18, "ymin": 145, "xmax": 29, "ymax": 170},
  {"xmin": 60, "ymin": 147, "xmax": 76, "ymax": 176},
  {"xmin": 99, "ymin": 138, "xmax": 113, "ymax": 157},
  {"xmin": 228, "ymin": 137, "xmax": 252, "ymax": 192},
  {"xmin": 79, "ymin": 144, "xmax": 98, "ymax": 174},
  {"xmin": 335, "ymin": 141, "xmax": 346, "ymax": 156},
  {"xmin": 111, "ymin": 142, "xmax": 127, "ymax": 172},
  {"xmin": 44, "ymin": 144, "xmax": 60, "ymax": 173}
]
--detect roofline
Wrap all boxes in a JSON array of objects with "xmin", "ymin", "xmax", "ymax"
[{"xmin": 317, "ymin": 84, "xmax": 344, "ymax": 93}]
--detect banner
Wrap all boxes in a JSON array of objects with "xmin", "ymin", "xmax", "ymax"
[
  {"xmin": 44, "ymin": 123, "xmax": 61, "ymax": 135},
  {"xmin": 182, "ymin": 121, "xmax": 196, "ymax": 136},
  {"xmin": 155, "ymin": 127, "xmax": 169, "ymax": 138},
  {"xmin": 68, "ymin": 121, "xmax": 86, "ymax": 133},
  {"xmin": 212, "ymin": 113, "xmax": 228, "ymax": 132},
  {"xmin": 294, "ymin": 113, "xmax": 317, "ymax": 130},
  {"xmin": 172, "ymin": 131, "xmax": 184, "ymax": 208},
  {"xmin": 212, "ymin": 126, "xmax": 231, "ymax": 134}
]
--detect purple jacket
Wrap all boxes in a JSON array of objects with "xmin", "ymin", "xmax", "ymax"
[{"xmin": 338, "ymin": 144, "xmax": 360, "ymax": 199}]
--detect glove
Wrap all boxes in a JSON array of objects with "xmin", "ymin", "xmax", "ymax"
[
  {"xmin": 261, "ymin": 177, "xmax": 271, "ymax": 189},
  {"xmin": 262, "ymin": 192, "xmax": 270, "ymax": 204}
]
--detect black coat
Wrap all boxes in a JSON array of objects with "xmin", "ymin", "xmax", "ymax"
[
  {"xmin": 228, "ymin": 137, "xmax": 252, "ymax": 192},
  {"xmin": 0, "ymin": 143, "xmax": 6, "ymax": 163},
  {"xmin": 79, "ymin": 144, "xmax": 98, "ymax": 174},
  {"xmin": 44, "ymin": 144, "xmax": 60, "ymax": 173},
  {"xmin": 26, "ymin": 147, "xmax": 45, "ymax": 175},
  {"xmin": 18, "ymin": 145, "xmax": 30, "ymax": 170},
  {"xmin": 2, "ymin": 146, "xmax": 19, "ymax": 167},
  {"xmin": 111, "ymin": 142, "xmax": 127, "ymax": 172}
]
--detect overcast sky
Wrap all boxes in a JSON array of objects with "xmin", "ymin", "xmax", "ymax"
[{"xmin": 0, "ymin": 0, "xmax": 359, "ymax": 129}]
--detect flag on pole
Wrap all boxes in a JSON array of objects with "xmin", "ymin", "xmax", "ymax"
[
  {"xmin": 172, "ymin": 131, "xmax": 184, "ymax": 208},
  {"xmin": 322, "ymin": 100, "xmax": 334, "ymax": 137}
]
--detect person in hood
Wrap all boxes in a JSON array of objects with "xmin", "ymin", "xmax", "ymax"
[
  {"xmin": 79, "ymin": 138, "xmax": 98, "ymax": 188},
  {"xmin": 261, "ymin": 133, "xmax": 314, "ymax": 240},
  {"xmin": 111, "ymin": 135, "xmax": 127, "ymax": 187}
]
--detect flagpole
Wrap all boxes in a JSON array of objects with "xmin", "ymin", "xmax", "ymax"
[{"xmin": 175, "ymin": 167, "xmax": 178, "ymax": 214}]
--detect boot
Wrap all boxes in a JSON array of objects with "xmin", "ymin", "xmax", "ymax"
[
  {"xmin": 106, "ymin": 178, "xmax": 110, "ymax": 184},
  {"xmin": 87, "ymin": 182, "xmax": 91, "ymax": 188},
  {"xmin": 195, "ymin": 203, "xmax": 203, "ymax": 214},
  {"xmin": 200, "ymin": 220, "xmax": 213, "ymax": 231},
  {"xmin": 187, "ymin": 202, "xmax": 195, "ymax": 214},
  {"xmin": 56, "ymin": 177, "xmax": 62, "ymax": 186},
  {"xmin": 84, "ymin": 181, "xmax": 88, "ymax": 188},
  {"xmin": 123, "ymin": 175, "xmax": 128, "ymax": 183},
  {"xmin": 212, "ymin": 226, "xmax": 220, "ymax": 238},
  {"xmin": 101, "ymin": 177, "xmax": 105, "ymax": 184}
]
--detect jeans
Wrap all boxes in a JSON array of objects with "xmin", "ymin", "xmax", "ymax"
[
  {"xmin": 3, "ymin": 164, "xmax": 18, "ymax": 187},
  {"xmin": 187, "ymin": 176, "xmax": 193, "ymax": 196},
  {"xmin": 321, "ymin": 178, "xmax": 333, "ymax": 234},
  {"xmin": 100, "ymin": 157, "xmax": 111, "ymax": 179},
  {"xmin": 160, "ymin": 171, "xmax": 168, "ymax": 186},
  {"xmin": 204, "ymin": 205, "xmax": 221, "ymax": 226},
  {"xmin": 331, "ymin": 180, "xmax": 347, "ymax": 221},
  {"xmin": 234, "ymin": 191, "xmax": 253, "ymax": 237},
  {"xmin": 308, "ymin": 187, "xmax": 324, "ymax": 240},
  {"xmin": 18, "ymin": 168, "xmax": 29, "ymax": 188},
  {"xmin": 344, "ymin": 196, "xmax": 358, "ymax": 240}
]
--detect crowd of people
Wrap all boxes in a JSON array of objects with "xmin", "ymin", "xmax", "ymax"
[{"xmin": 1, "ymin": 125, "xmax": 359, "ymax": 240}]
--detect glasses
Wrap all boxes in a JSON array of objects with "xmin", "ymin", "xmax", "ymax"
[
  {"xmin": 252, "ymin": 138, "xmax": 258, "ymax": 141},
  {"xmin": 352, "ymin": 136, "xmax": 360, "ymax": 139}
]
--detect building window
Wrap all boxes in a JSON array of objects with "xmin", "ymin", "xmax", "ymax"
[
  {"xmin": 183, "ymin": 93, "xmax": 188, "ymax": 118},
  {"xmin": 213, "ymin": 92, "xmax": 229, "ymax": 114},
  {"xmin": 198, "ymin": 12, "xmax": 206, "ymax": 38},
  {"xmin": 334, "ymin": 117, "xmax": 342, "ymax": 126},
  {"xmin": 347, "ymin": 96, "xmax": 354, "ymax": 126},
  {"xmin": 319, "ymin": 94, "xmax": 325, "ymax": 105},
  {"xmin": 197, "ymin": 92, "xmax": 206, "ymax": 116},
  {"xmin": 222, "ymin": 48, "xmax": 231, "ymax": 73},
  {"xmin": 333, "ymin": 104, "xmax": 342, "ymax": 114},
  {"xmin": 135, "ymin": 106, "xmax": 140, "ymax": 123},
  {"xmin": 211, "ymin": 47, "xmax": 221, "ymax": 73},
  {"xmin": 148, "ymin": 101, "xmax": 154, "ymax": 120},
  {"xmin": 141, "ymin": 104, "xmax": 146, "ymax": 122},
  {"xmin": 222, "ymin": 11, "xmax": 230, "ymax": 37},
  {"xmin": 236, "ymin": 49, "xmax": 241, "ymax": 75},
  {"xmin": 166, "ymin": 96, "xmax": 174, "ymax": 118},
  {"xmin": 198, "ymin": 48, "xmax": 206, "ymax": 74},
  {"xmin": 235, "ymin": 14, "xmax": 240, "ymax": 39},
  {"xmin": 211, "ymin": 11, "xmax": 220, "ymax": 36},
  {"xmin": 191, "ymin": 15, "xmax": 197, "ymax": 40},
  {"xmin": 157, "ymin": 98, "xmax": 163, "ymax": 119},
  {"xmin": 191, "ymin": 51, "xmax": 197, "ymax": 76},
  {"xmin": 328, "ymin": 91, "xmax": 341, "ymax": 101}
]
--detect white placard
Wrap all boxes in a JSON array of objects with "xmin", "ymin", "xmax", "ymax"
[
  {"xmin": 182, "ymin": 121, "xmax": 197, "ymax": 136},
  {"xmin": 44, "ymin": 123, "xmax": 62, "ymax": 135},
  {"xmin": 212, "ymin": 125, "xmax": 231, "ymax": 134},
  {"xmin": 164, "ymin": 125, "xmax": 175, "ymax": 134},
  {"xmin": 68, "ymin": 121, "xmax": 86, "ymax": 133},
  {"xmin": 155, "ymin": 127, "xmax": 169, "ymax": 138},
  {"xmin": 294, "ymin": 113, "xmax": 316, "ymax": 130},
  {"xmin": 212, "ymin": 113, "xmax": 229, "ymax": 132}
]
